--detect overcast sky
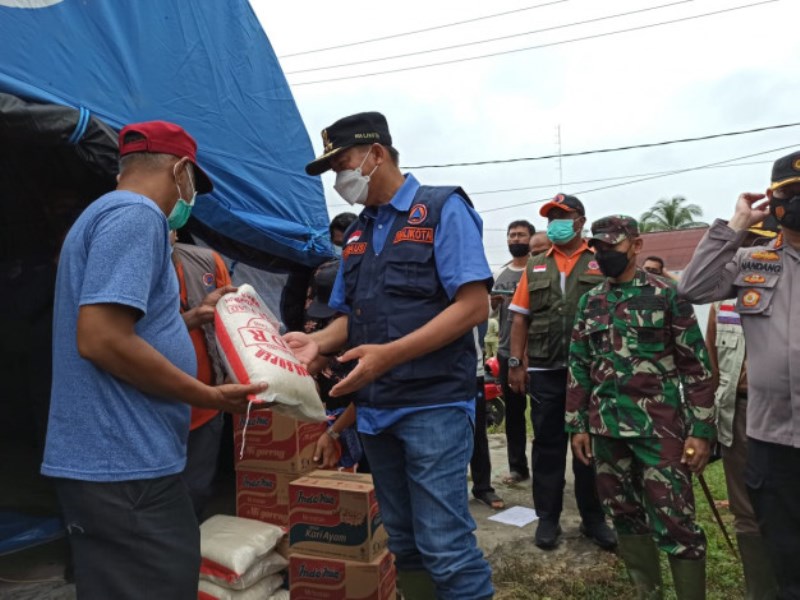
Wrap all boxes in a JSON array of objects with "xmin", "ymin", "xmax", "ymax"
[{"xmin": 252, "ymin": 0, "xmax": 799, "ymax": 268}]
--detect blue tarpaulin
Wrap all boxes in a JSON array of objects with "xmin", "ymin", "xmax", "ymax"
[{"xmin": 0, "ymin": 0, "xmax": 330, "ymax": 267}]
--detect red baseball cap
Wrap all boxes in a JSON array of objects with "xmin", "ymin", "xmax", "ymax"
[{"xmin": 118, "ymin": 120, "xmax": 213, "ymax": 193}]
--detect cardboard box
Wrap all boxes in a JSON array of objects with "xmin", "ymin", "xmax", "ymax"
[
  {"xmin": 235, "ymin": 469, "xmax": 299, "ymax": 527},
  {"xmin": 289, "ymin": 550, "xmax": 396, "ymax": 600},
  {"xmin": 289, "ymin": 471, "xmax": 387, "ymax": 562},
  {"xmin": 233, "ymin": 408, "xmax": 327, "ymax": 473}
]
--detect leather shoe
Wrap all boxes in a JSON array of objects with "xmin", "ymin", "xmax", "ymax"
[
  {"xmin": 534, "ymin": 520, "xmax": 562, "ymax": 550},
  {"xmin": 580, "ymin": 520, "xmax": 617, "ymax": 550}
]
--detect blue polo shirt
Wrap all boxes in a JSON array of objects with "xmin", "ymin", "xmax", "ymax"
[
  {"xmin": 41, "ymin": 191, "xmax": 196, "ymax": 481},
  {"xmin": 329, "ymin": 174, "xmax": 492, "ymax": 434}
]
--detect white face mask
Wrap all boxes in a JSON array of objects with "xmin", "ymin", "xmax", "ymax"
[{"xmin": 333, "ymin": 150, "xmax": 378, "ymax": 206}]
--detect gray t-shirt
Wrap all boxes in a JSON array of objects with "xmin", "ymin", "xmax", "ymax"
[{"xmin": 493, "ymin": 264, "xmax": 525, "ymax": 357}]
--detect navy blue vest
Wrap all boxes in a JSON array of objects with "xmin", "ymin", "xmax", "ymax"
[{"xmin": 341, "ymin": 185, "xmax": 476, "ymax": 408}]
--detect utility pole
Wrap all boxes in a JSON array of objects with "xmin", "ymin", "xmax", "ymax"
[{"xmin": 556, "ymin": 124, "xmax": 563, "ymax": 189}]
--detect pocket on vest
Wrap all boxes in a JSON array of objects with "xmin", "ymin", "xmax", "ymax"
[
  {"xmin": 384, "ymin": 255, "xmax": 439, "ymax": 298},
  {"xmin": 527, "ymin": 320, "xmax": 550, "ymax": 359}
]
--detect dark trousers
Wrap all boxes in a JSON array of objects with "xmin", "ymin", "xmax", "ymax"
[
  {"xmin": 529, "ymin": 368, "xmax": 604, "ymax": 524},
  {"xmin": 499, "ymin": 355, "xmax": 530, "ymax": 478},
  {"xmin": 54, "ymin": 474, "xmax": 200, "ymax": 600},
  {"xmin": 746, "ymin": 438, "xmax": 800, "ymax": 598},
  {"xmin": 183, "ymin": 412, "xmax": 224, "ymax": 521},
  {"xmin": 470, "ymin": 377, "xmax": 495, "ymax": 496}
]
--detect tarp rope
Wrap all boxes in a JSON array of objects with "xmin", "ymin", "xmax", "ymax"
[{"xmin": 67, "ymin": 106, "xmax": 90, "ymax": 145}]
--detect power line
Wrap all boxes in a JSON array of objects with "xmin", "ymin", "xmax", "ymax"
[
  {"xmin": 408, "ymin": 121, "xmax": 800, "ymax": 169},
  {"xmin": 473, "ymin": 160, "xmax": 773, "ymax": 198},
  {"xmin": 286, "ymin": 0, "xmax": 697, "ymax": 75},
  {"xmin": 277, "ymin": 1, "xmax": 567, "ymax": 58},
  {"xmin": 325, "ymin": 158, "xmax": 777, "ymax": 212},
  {"xmin": 290, "ymin": 1, "xmax": 778, "ymax": 86},
  {"xmin": 479, "ymin": 143, "xmax": 799, "ymax": 214}
]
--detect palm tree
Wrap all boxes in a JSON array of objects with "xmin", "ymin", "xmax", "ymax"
[{"xmin": 639, "ymin": 196, "xmax": 707, "ymax": 232}]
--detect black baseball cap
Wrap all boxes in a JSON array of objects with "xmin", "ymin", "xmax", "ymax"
[
  {"xmin": 306, "ymin": 260, "xmax": 340, "ymax": 320},
  {"xmin": 305, "ymin": 112, "xmax": 392, "ymax": 176},
  {"xmin": 539, "ymin": 193, "xmax": 585, "ymax": 218},
  {"xmin": 770, "ymin": 150, "xmax": 800, "ymax": 190}
]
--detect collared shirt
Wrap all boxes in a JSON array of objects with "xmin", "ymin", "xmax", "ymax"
[
  {"xmin": 678, "ymin": 220, "xmax": 800, "ymax": 448},
  {"xmin": 328, "ymin": 173, "xmax": 492, "ymax": 434}
]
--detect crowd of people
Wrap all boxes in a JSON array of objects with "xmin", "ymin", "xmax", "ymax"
[{"xmin": 39, "ymin": 112, "xmax": 800, "ymax": 600}]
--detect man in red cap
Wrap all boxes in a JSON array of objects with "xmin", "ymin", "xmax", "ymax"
[
  {"xmin": 41, "ymin": 121, "xmax": 265, "ymax": 600},
  {"xmin": 507, "ymin": 193, "xmax": 615, "ymax": 551}
]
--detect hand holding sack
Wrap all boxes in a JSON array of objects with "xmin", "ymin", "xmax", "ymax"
[{"xmin": 215, "ymin": 284, "xmax": 325, "ymax": 423}]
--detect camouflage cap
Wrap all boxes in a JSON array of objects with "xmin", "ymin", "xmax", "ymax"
[{"xmin": 588, "ymin": 215, "xmax": 640, "ymax": 246}]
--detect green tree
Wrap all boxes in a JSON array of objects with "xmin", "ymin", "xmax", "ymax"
[{"xmin": 639, "ymin": 196, "xmax": 707, "ymax": 232}]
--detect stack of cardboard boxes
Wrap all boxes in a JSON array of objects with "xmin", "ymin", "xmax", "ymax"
[
  {"xmin": 287, "ymin": 471, "xmax": 396, "ymax": 599},
  {"xmin": 233, "ymin": 408, "xmax": 327, "ymax": 527}
]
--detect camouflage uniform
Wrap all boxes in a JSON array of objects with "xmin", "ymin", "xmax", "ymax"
[{"xmin": 566, "ymin": 216, "xmax": 716, "ymax": 561}]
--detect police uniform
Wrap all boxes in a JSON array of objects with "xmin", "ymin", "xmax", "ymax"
[
  {"xmin": 567, "ymin": 215, "xmax": 715, "ymax": 597},
  {"xmin": 678, "ymin": 150, "xmax": 800, "ymax": 598}
]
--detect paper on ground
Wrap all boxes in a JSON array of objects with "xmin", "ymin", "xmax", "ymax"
[{"xmin": 487, "ymin": 506, "xmax": 539, "ymax": 528}]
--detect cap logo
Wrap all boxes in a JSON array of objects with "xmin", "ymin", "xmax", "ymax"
[
  {"xmin": 322, "ymin": 129, "xmax": 332, "ymax": 153},
  {"xmin": 408, "ymin": 204, "xmax": 428, "ymax": 225},
  {"xmin": 794, "ymin": 158, "xmax": 800, "ymax": 171},
  {"xmin": 354, "ymin": 132, "xmax": 380, "ymax": 140}
]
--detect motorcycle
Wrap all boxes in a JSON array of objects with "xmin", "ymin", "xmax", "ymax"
[{"xmin": 484, "ymin": 356, "xmax": 505, "ymax": 427}]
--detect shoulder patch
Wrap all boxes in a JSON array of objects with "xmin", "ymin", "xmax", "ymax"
[
  {"xmin": 533, "ymin": 265, "xmax": 547, "ymax": 273},
  {"xmin": 750, "ymin": 250, "xmax": 779, "ymax": 262},
  {"xmin": 347, "ymin": 230, "xmax": 363, "ymax": 244},
  {"xmin": 741, "ymin": 289, "xmax": 761, "ymax": 308},
  {"xmin": 742, "ymin": 274, "xmax": 766, "ymax": 284}
]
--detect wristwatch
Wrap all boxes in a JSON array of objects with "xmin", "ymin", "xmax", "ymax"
[
  {"xmin": 326, "ymin": 428, "xmax": 340, "ymax": 441},
  {"xmin": 508, "ymin": 357, "xmax": 523, "ymax": 368}
]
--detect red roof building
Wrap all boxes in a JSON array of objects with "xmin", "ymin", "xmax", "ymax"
[{"xmin": 638, "ymin": 227, "xmax": 708, "ymax": 275}]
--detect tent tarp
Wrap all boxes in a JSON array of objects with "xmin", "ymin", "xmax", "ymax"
[{"xmin": 0, "ymin": 0, "xmax": 331, "ymax": 267}]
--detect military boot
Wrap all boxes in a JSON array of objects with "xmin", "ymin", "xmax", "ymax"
[
  {"xmin": 396, "ymin": 569, "xmax": 437, "ymax": 600},
  {"xmin": 617, "ymin": 534, "xmax": 663, "ymax": 599},
  {"xmin": 668, "ymin": 554, "xmax": 705, "ymax": 600},
  {"xmin": 737, "ymin": 533, "xmax": 778, "ymax": 599}
]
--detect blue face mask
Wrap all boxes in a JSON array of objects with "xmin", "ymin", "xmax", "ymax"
[{"xmin": 546, "ymin": 219, "xmax": 577, "ymax": 245}]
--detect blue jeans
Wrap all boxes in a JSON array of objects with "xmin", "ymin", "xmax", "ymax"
[{"xmin": 360, "ymin": 406, "xmax": 494, "ymax": 599}]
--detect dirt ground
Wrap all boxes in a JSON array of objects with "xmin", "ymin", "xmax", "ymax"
[
  {"xmin": 0, "ymin": 433, "xmax": 608, "ymax": 599},
  {"xmin": 473, "ymin": 434, "xmax": 616, "ymax": 574}
]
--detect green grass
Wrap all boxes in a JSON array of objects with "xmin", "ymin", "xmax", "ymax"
[{"xmin": 492, "ymin": 461, "xmax": 745, "ymax": 599}]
